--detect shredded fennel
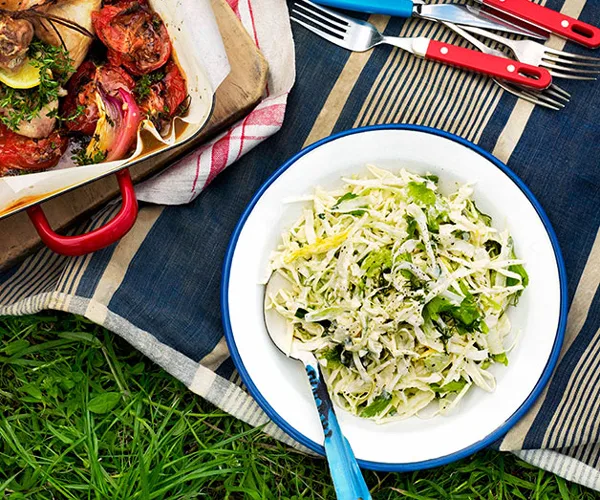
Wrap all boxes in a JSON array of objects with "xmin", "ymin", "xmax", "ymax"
[{"xmin": 266, "ymin": 166, "xmax": 529, "ymax": 423}]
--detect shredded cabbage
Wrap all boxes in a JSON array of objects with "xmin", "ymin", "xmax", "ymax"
[{"xmin": 266, "ymin": 166, "xmax": 528, "ymax": 423}]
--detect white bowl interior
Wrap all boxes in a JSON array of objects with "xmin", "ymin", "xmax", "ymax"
[{"xmin": 226, "ymin": 129, "xmax": 561, "ymax": 466}]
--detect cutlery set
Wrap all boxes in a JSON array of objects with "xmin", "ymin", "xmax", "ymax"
[{"xmin": 292, "ymin": 0, "xmax": 600, "ymax": 110}]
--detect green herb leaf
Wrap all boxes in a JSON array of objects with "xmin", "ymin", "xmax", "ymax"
[
  {"xmin": 406, "ymin": 216, "xmax": 418, "ymax": 239},
  {"xmin": 492, "ymin": 353, "xmax": 509, "ymax": 366},
  {"xmin": 485, "ymin": 240, "xmax": 502, "ymax": 258},
  {"xmin": 361, "ymin": 248, "xmax": 392, "ymax": 278},
  {"xmin": 134, "ymin": 69, "xmax": 166, "ymax": 101},
  {"xmin": 424, "ymin": 294, "xmax": 482, "ymax": 330},
  {"xmin": 71, "ymin": 139, "xmax": 107, "ymax": 166},
  {"xmin": 294, "ymin": 308, "xmax": 308, "ymax": 319},
  {"xmin": 408, "ymin": 182, "xmax": 436, "ymax": 206},
  {"xmin": 423, "ymin": 296, "xmax": 456, "ymax": 322},
  {"xmin": 507, "ymin": 263, "xmax": 529, "ymax": 289},
  {"xmin": 332, "ymin": 192, "xmax": 358, "ymax": 209},
  {"xmin": 0, "ymin": 41, "xmax": 73, "ymax": 131},
  {"xmin": 430, "ymin": 379, "xmax": 468, "ymax": 394},
  {"xmin": 318, "ymin": 345, "xmax": 343, "ymax": 368},
  {"xmin": 506, "ymin": 244, "xmax": 529, "ymax": 304},
  {"xmin": 427, "ymin": 211, "xmax": 448, "ymax": 233},
  {"xmin": 453, "ymin": 294, "xmax": 481, "ymax": 327},
  {"xmin": 359, "ymin": 391, "xmax": 391, "ymax": 418}
]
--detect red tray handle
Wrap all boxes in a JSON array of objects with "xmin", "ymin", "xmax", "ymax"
[
  {"xmin": 483, "ymin": 0, "xmax": 600, "ymax": 49},
  {"xmin": 425, "ymin": 40, "xmax": 552, "ymax": 90},
  {"xmin": 26, "ymin": 169, "xmax": 139, "ymax": 257}
]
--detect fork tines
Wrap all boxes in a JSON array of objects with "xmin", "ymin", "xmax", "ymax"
[
  {"xmin": 540, "ymin": 49, "xmax": 600, "ymax": 80},
  {"xmin": 291, "ymin": 1, "xmax": 349, "ymax": 43}
]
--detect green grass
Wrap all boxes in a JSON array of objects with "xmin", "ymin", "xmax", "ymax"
[{"xmin": 0, "ymin": 313, "xmax": 598, "ymax": 499}]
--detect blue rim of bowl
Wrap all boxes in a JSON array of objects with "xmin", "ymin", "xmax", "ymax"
[{"xmin": 221, "ymin": 124, "xmax": 568, "ymax": 472}]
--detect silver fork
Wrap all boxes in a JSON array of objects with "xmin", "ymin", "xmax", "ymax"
[
  {"xmin": 460, "ymin": 25, "xmax": 600, "ymax": 80},
  {"xmin": 291, "ymin": 0, "xmax": 553, "ymax": 92},
  {"xmin": 444, "ymin": 22, "xmax": 569, "ymax": 110}
]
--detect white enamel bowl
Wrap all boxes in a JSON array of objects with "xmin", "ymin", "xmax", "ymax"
[{"xmin": 221, "ymin": 125, "xmax": 567, "ymax": 471}]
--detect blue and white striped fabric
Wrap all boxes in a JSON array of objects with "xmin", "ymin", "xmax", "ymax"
[{"xmin": 1, "ymin": 0, "xmax": 599, "ymax": 489}]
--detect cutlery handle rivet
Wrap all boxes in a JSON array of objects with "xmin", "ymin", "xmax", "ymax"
[
  {"xmin": 561, "ymin": 20, "xmax": 570, "ymax": 28},
  {"xmin": 507, "ymin": 64, "xmax": 516, "ymax": 72},
  {"xmin": 440, "ymin": 46, "xmax": 449, "ymax": 54}
]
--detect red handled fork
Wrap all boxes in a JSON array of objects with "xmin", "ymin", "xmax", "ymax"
[
  {"xmin": 459, "ymin": 25, "xmax": 600, "ymax": 81},
  {"xmin": 444, "ymin": 22, "xmax": 570, "ymax": 110},
  {"xmin": 291, "ymin": 0, "xmax": 552, "ymax": 90}
]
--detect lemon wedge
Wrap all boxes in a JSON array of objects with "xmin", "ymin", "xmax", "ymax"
[{"xmin": 0, "ymin": 61, "xmax": 41, "ymax": 89}]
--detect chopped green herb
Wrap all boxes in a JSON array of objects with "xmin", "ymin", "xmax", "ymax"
[
  {"xmin": 332, "ymin": 192, "xmax": 358, "ymax": 208},
  {"xmin": 427, "ymin": 211, "xmax": 448, "ymax": 233},
  {"xmin": 406, "ymin": 216, "xmax": 418, "ymax": 239},
  {"xmin": 294, "ymin": 308, "xmax": 308, "ymax": 319},
  {"xmin": 359, "ymin": 391, "xmax": 391, "ymax": 418},
  {"xmin": 423, "ymin": 296, "xmax": 456, "ymax": 323},
  {"xmin": 361, "ymin": 248, "xmax": 392, "ymax": 278},
  {"xmin": 453, "ymin": 294, "xmax": 481, "ymax": 328},
  {"xmin": 485, "ymin": 240, "xmax": 502, "ymax": 258},
  {"xmin": 430, "ymin": 379, "xmax": 468, "ymax": 394},
  {"xmin": 0, "ymin": 40, "xmax": 73, "ymax": 131},
  {"xmin": 134, "ymin": 69, "xmax": 166, "ymax": 101},
  {"xmin": 318, "ymin": 345, "xmax": 343, "ymax": 368},
  {"xmin": 71, "ymin": 141, "xmax": 107, "ymax": 166},
  {"xmin": 507, "ymin": 245, "xmax": 529, "ymax": 304},
  {"xmin": 492, "ymin": 353, "xmax": 509, "ymax": 366},
  {"xmin": 424, "ymin": 294, "xmax": 482, "ymax": 330},
  {"xmin": 408, "ymin": 182, "xmax": 436, "ymax": 206}
]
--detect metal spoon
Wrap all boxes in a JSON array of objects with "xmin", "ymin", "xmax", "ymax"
[{"xmin": 264, "ymin": 272, "xmax": 371, "ymax": 500}]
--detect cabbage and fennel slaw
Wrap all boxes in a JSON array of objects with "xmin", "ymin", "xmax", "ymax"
[{"xmin": 266, "ymin": 166, "xmax": 528, "ymax": 423}]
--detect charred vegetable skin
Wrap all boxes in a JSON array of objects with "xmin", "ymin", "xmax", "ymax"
[
  {"xmin": 138, "ymin": 61, "xmax": 187, "ymax": 131},
  {"xmin": 0, "ymin": 122, "xmax": 67, "ymax": 174},
  {"xmin": 61, "ymin": 61, "xmax": 135, "ymax": 135},
  {"xmin": 92, "ymin": 0, "xmax": 171, "ymax": 76}
]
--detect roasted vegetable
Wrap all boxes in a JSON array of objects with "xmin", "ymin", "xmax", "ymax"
[
  {"xmin": 0, "ymin": 121, "xmax": 67, "ymax": 173},
  {"xmin": 92, "ymin": 1, "xmax": 171, "ymax": 75}
]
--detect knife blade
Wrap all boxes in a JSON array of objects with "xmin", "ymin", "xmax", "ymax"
[
  {"xmin": 308, "ymin": 0, "xmax": 544, "ymax": 38},
  {"xmin": 465, "ymin": 4, "xmax": 550, "ymax": 40},
  {"xmin": 416, "ymin": 4, "xmax": 546, "ymax": 40}
]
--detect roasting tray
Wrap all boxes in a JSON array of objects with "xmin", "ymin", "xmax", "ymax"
[{"xmin": 0, "ymin": 0, "xmax": 221, "ymax": 255}]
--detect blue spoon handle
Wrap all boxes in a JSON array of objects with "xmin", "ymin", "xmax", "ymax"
[
  {"xmin": 309, "ymin": 0, "xmax": 414, "ymax": 18},
  {"xmin": 304, "ymin": 358, "xmax": 372, "ymax": 500}
]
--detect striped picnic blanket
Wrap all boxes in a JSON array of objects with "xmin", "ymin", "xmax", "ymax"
[{"xmin": 1, "ymin": 0, "xmax": 600, "ymax": 490}]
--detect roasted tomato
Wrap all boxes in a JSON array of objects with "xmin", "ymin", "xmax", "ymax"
[
  {"xmin": 92, "ymin": 1, "xmax": 171, "ymax": 75},
  {"xmin": 62, "ymin": 61, "xmax": 135, "ymax": 135},
  {"xmin": 0, "ymin": 123, "xmax": 68, "ymax": 175},
  {"xmin": 139, "ymin": 61, "xmax": 187, "ymax": 130}
]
